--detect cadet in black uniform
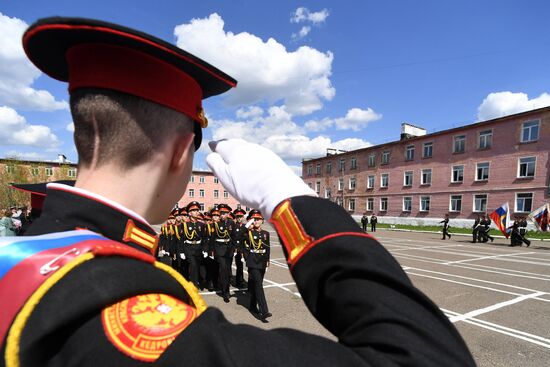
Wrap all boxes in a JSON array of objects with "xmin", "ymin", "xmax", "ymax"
[
  {"xmin": 360, "ymin": 212, "xmax": 368, "ymax": 231},
  {"xmin": 480, "ymin": 214, "xmax": 494, "ymax": 243},
  {"xmin": 440, "ymin": 214, "xmax": 452, "ymax": 240},
  {"xmin": 370, "ymin": 213, "xmax": 378, "ymax": 232},
  {"xmin": 0, "ymin": 17, "xmax": 475, "ymax": 367},
  {"xmin": 243, "ymin": 210, "xmax": 271, "ymax": 322},
  {"xmin": 183, "ymin": 201, "xmax": 207, "ymax": 288},
  {"xmin": 211, "ymin": 204, "xmax": 234, "ymax": 302},
  {"xmin": 232, "ymin": 208, "xmax": 247, "ymax": 288},
  {"xmin": 472, "ymin": 214, "xmax": 481, "ymax": 243},
  {"xmin": 158, "ymin": 214, "xmax": 173, "ymax": 265}
]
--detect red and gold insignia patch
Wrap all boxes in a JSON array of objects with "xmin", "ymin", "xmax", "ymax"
[{"xmin": 102, "ymin": 293, "xmax": 197, "ymax": 362}]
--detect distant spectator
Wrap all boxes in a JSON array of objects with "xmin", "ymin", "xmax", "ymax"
[
  {"xmin": 0, "ymin": 209, "xmax": 17, "ymax": 236},
  {"xmin": 361, "ymin": 212, "xmax": 369, "ymax": 231}
]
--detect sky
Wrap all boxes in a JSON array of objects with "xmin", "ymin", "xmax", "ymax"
[{"xmin": 1, "ymin": 0, "xmax": 549, "ymax": 174}]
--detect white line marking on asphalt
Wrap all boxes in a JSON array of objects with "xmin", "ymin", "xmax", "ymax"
[
  {"xmin": 443, "ymin": 252, "xmax": 536, "ymax": 265},
  {"xmin": 448, "ymin": 292, "xmax": 545, "ymax": 323},
  {"xmin": 199, "ymin": 282, "xmax": 297, "ymax": 296}
]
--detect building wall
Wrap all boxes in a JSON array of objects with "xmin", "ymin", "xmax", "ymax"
[
  {"xmin": 303, "ymin": 107, "xmax": 550, "ymax": 227},
  {"xmin": 176, "ymin": 170, "xmax": 242, "ymax": 212}
]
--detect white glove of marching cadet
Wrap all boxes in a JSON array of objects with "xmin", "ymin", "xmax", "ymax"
[{"xmin": 207, "ymin": 139, "xmax": 318, "ymax": 219}]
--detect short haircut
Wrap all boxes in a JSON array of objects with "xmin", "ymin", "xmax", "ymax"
[{"xmin": 70, "ymin": 88, "xmax": 194, "ymax": 169}]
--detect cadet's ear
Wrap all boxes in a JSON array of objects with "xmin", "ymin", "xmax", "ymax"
[{"xmin": 169, "ymin": 132, "xmax": 195, "ymax": 174}]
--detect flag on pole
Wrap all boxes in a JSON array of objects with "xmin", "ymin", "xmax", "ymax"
[
  {"xmin": 528, "ymin": 203, "xmax": 550, "ymax": 232},
  {"xmin": 489, "ymin": 202, "xmax": 511, "ymax": 238}
]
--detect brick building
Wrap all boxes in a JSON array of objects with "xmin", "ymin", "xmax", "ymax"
[
  {"xmin": 176, "ymin": 170, "xmax": 242, "ymax": 212},
  {"xmin": 302, "ymin": 107, "xmax": 550, "ymax": 227}
]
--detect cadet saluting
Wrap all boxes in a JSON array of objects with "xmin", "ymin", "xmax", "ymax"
[{"xmin": 243, "ymin": 209, "xmax": 271, "ymax": 322}]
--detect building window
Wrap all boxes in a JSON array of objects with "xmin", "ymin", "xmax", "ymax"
[
  {"xmin": 453, "ymin": 135, "xmax": 465, "ymax": 153},
  {"xmin": 315, "ymin": 163, "xmax": 321, "ymax": 175},
  {"xmin": 368, "ymin": 154, "xmax": 376, "ymax": 167},
  {"xmin": 325, "ymin": 188, "xmax": 331, "ymax": 199},
  {"xmin": 381, "ymin": 151, "xmax": 390, "ymax": 165},
  {"xmin": 45, "ymin": 167, "xmax": 53, "ymax": 176},
  {"xmin": 516, "ymin": 193, "xmax": 533, "ymax": 213},
  {"xmin": 214, "ymin": 177, "xmax": 219, "ymax": 184},
  {"xmin": 518, "ymin": 157, "xmax": 536, "ymax": 178},
  {"xmin": 380, "ymin": 173, "xmax": 389, "ymax": 188},
  {"xmin": 521, "ymin": 120, "xmax": 540, "ymax": 143},
  {"xmin": 404, "ymin": 171, "xmax": 413, "ymax": 186},
  {"xmin": 367, "ymin": 175, "xmax": 375, "ymax": 189},
  {"xmin": 307, "ymin": 165, "xmax": 313, "ymax": 176},
  {"xmin": 423, "ymin": 142, "xmax": 433, "ymax": 158},
  {"xmin": 338, "ymin": 178, "xmax": 344, "ymax": 191},
  {"xmin": 421, "ymin": 169, "xmax": 432, "ymax": 185},
  {"xmin": 474, "ymin": 194, "xmax": 487, "ymax": 212},
  {"xmin": 350, "ymin": 157, "xmax": 357, "ymax": 170},
  {"xmin": 200, "ymin": 203, "xmax": 205, "ymax": 211},
  {"xmin": 478, "ymin": 130, "xmax": 492, "ymax": 149},
  {"xmin": 450, "ymin": 195, "xmax": 462, "ymax": 212},
  {"xmin": 476, "ymin": 162, "xmax": 490, "ymax": 181},
  {"xmin": 336, "ymin": 197, "xmax": 343, "ymax": 207},
  {"xmin": 31, "ymin": 166, "xmax": 39, "ymax": 176},
  {"xmin": 189, "ymin": 189, "xmax": 195, "ymax": 197},
  {"xmin": 380, "ymin": 198, "xmax": 388, "ymax": 212},
  {"xmin": 199, "ymin": 189, "xmax": 205, "ymax": 197},
  {"xmin": 190, "ymin": 175, "xmax": 195, "ymax": 183},
  {"xmin": 403, "ymin": 197, "xmax": 412, "ymax": 212},
  {"xmin": 5, "ymin": 165, "xmax": 14, "ymax": 174},
  {"xmin": 452, "ymin": 165, "xmax": 464, "ymax": 183},
  {"xmin": 214, "ymin": 190, "xmax": 219, "ymax": 198},
  {"xmin": 315, "ymin": 181, "xmax": 321, "ymax": 194},
  {"xmin": 224, "ymin": 191, "xmax": 228, "ymax": 198},
  {"xmin": 367, "ymin": 198, "xmax": 374, "ymax": 211},
  {"xmin": 405, "ymin": 145, "xmax": 415, "ymax": 161},
  {"xmin": 326, "ymin": 162, "xmax": 332, "ymax": 174},
  {"xmin": 420, "ymin": 196, "xmax": 430, "ymax": 211},
  {"xmin": 339, "ymin": 159, "xmax": 345, "ymax": 172},
  {"xmin": 348, "ymin": 198, "xmax": 356, "ymax": 211},
  {"xmin": 349, "ymin": 177, "xmax": 356, "ymax": 190},
  {"xmin": 199, "ymin": 176, "xmax": 205, "ymax": 183},
  {"xmin": 68, "ymin": 168, "xmax": 77, "ymax": 178}
]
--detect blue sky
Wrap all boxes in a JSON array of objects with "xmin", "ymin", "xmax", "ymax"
[{"xmin": 1, "ymin": 0, "xmax": 549, "ymax": 173}]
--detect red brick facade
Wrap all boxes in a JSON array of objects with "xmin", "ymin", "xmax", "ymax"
[
  {"xmin": 176, "ymin": 170, "xmax": 242, "ymax": 212},
  {"xmin": 302, "ymin": 107, "xmax": 550, "ymax": 225}
]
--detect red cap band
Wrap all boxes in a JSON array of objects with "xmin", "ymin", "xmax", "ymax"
[{"xmin": 67, "ymin": 43, "xmax": 207, "ymax": 127}]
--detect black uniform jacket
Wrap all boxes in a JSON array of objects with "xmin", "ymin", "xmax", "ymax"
[
  {"xmin": 210, "ymin": 219, "xmax": 233, "ymax": 257},
  {"xmin": 181, "ymin": 220, "xmax": 206, "ymax": 256},
  {"xmin": 232, "ymin": 221, "xmax": 246, "ymax": 251},
  {"xmin": 1, "ymin": 185, "xmax": 475, "ymax": 366},
  {"xmin": 244, "ymin": 228, "xmax": 270, "ymax": 269}
]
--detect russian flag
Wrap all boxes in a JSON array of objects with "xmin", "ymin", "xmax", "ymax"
[
  {"xmin": 529, "ymin": 203, "xmax": 550, "ymax": 232},
  {"xmin": 489, "ymin": 202, "xmax": 511, "ymax": 238}
]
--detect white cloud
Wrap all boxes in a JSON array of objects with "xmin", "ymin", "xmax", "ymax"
[
  {"xmin": 66, "ymin": 122, "xmax": 75, "ymax": 132},
  {"xmin": 235, "ymin": 106, "xmax": 263, "ymax": 120},
  {"xmin": 292, "ymin": 26, "xmax": 311, "ymax": 40},
  {"xmin": 291, "ymin": 7, "xmax": 329, "ymax": 24},
  {"xmin": 174, "ymin": 13, "xmax": 334, "ymax": 115},
  {"xmin": 0, "ymin": 13, "xmax": 68, "ymax": 111},
  {"xmin": 304, "ymin": 107, "xmax": 382, "ymax": 132},
  {"xmin": 2, "ymin": 150, "xmax": 48, "ymax": 160},
  {"xmin": 477, "ymin": 91, "xmax": 550, "ymax": 121},
  {"xmin": 0, "ymin": 106, "xmax": 60, "ymax": 148}
]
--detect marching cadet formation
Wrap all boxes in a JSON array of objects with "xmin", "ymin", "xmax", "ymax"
[{"xmin": 158, "ymin": 203, "xmax": 272, "ymax": 321}]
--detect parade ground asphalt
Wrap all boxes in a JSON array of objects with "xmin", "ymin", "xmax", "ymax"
[{"xmin": 188, "ymin": 224, "xmax": 550, "ymax": 367}]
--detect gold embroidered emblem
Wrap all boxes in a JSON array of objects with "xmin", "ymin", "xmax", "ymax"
[
  {"xmin": 102, "ymin": 293, "xmax": 197, "ymax": 362},
  {"xmin": 197, "ymin": 107, "xmax": 208, "ymax": 128}
]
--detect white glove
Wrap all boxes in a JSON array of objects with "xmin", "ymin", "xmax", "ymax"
[
  {"xmin": 202, "ymin": 251, "xmax": 208, "ymax": 258},
  {"xmin": 245, "ymin": 219, "xmax": 254, "ymax": 229},
  {"xmin": 207, "ymin": 139, "xmax": 317, "ymax": 219},
  {"xmin": 180, "ymin": 253, "xmax": 186, "ymax": 260}
]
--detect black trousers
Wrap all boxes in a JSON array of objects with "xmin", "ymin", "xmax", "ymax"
[
  {"xmin": 216, "ymin": 255, "xmax": 231, "ymax": 296},
  {"xmin": 248, "ymin": 267, "xmax": 268, "ymax": 315},
  {"xmin": 234, "ymin": 251, "xmax": 245, "ymax": 286},
  {"xmin": 186, "ymin": 251, "xmax": 202, "ymax": 288},
  {"xmin": 472, "ymin": 229, "xmax": 478, "ymax": 243},
  {"xmin": 371, "ymin": 223, "xmax": 376, "ymax": 232},
  {"xmin": 442, "ymin": 227, "xmax": 451, "ymax": 239}
]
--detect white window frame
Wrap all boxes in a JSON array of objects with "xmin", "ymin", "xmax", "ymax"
[
  {"xmin": 199, "ymin": 189, "xmax": 205, "ymax": 198},
  {"xmin": 473, "ymin": 194, "xmax": 488, "ymax": 213},
  {"xmin": 350, "ymin": 157, "xmax": 357, "ymax": 170},
  {"xmin": 380, "ymin": 173, "xmax": 389, "ymax": 188},
  {"xmin": 45, "ymin": 167, "xmax": 53, "ymax": 176},
  {"xmin": 213, "ymin": 189, "xmax": 219, "ymax": 198},
  {"xmin": 368, "ymin": 154, "xmax": 376, "ymax": 167},
  {"xmin": 367, "ymin": 198, "xmax": 374, "ymax": 211},
  {"xmin": 517, "ymin": 156, "xmax": 536, "ymax": 178},
  {"xmin": 403, "ymin": 171, "xmax": 413, "ymax": 187},
  {"xmin": 405, "ymin": 145, "xmax": 415, "ymax": 161},
  {"xmin": 451, "ymin": 165, "xmax": 464, "ymax": 183},
  {"xmin": 324, "ymin": 188, "xmax": 331, "ymax": 199},
  {"xmin": 515, "ymin": 192, "xmax": 534, "ymax": 213},
  {"xmin": 420, "ymin": 196, "xmax": 431, "ymax": 212},
  {"xmin": 190, "ymin": 175, "xmax": 195, "ymax": 183},
  {"xmin": 224, "ymin": 190, "xmax": 229, "ymax": 198},
  {"xmin": 338, "ymin": 178, "xmax": 344, "ymax": 191},
  {"xmin": 68, "ymin": 168, "xmax": 77, "ymax": 178},
  {"xmin": 478, "ymin": 129, "xmax": 492, "ymax": 149},
  {"xmin": 199, "ymin": 176, "xmax": 205, "ymax": 183},
  {"xmin": 189, "ymin": 188, "xmax": 195, "ymax": 198},
  {"xmin": 423, "ymin": 142, "xmax": 433, "ymax": 158},
  {"xmin": 307, "ymin": 165, "xmax": 313, "ymax": 176},
  {"xmin": 339, "ymin": 159, "xmax": 345, "ymax": 172},
  {"xmin": 449, "ymin": 195, "xmax": 462, "ymax": 212},
  {"xmin": 5, "ymin": 165, "xmax": 14, "ymax": 174},
  {"xmin": 200, "ymin": 203, "xmax": 205, "ymax": 211},
  {"xmin": 403, "ymin": 196, "xmax": 412, "ymax": 212},
  {"xmin": 326, "ymin": 162, "xmax": 332, "ymax": 174},
  {"xmin": 453, "ymin": 135, "xmax": 466, "ymax": 153},
  {"xmin": 367, "ymin": 175, "xmax": 375, "ymax": 189},
  {"xmin": 214, "ymin": 177, "xmax": 219, "ymax": 184},
  {"xmin": 316, "ymin": 181, "xmax": 321, "ymax": 194},
  {"xmin": 31, "ymin": 166, "xmax": 39, "ymax": 176},
  {"xmin": 476, "ymin": 162, "xmax": 490, "ymax": 181},
  {"xmin": 381, "ymin": 151, "xmax": 390, "ymax": 165},
  {"xmin": 521, "ymin": 120, "xmax": 540, "ymax": 143},
  {"xmin": 380, "ymin": 197, "xmax": 388, "ymax": 212},
  {"xmin": 349, "ymin": 177, "xmax": 356, "ymax": 190},
  {"xmin": 348, "ymin": 198, "xmax": 356, "ymax": 211},
  {"xmin": 421, "ymin": 168, "xmax": 432, "ymax": 185}
]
